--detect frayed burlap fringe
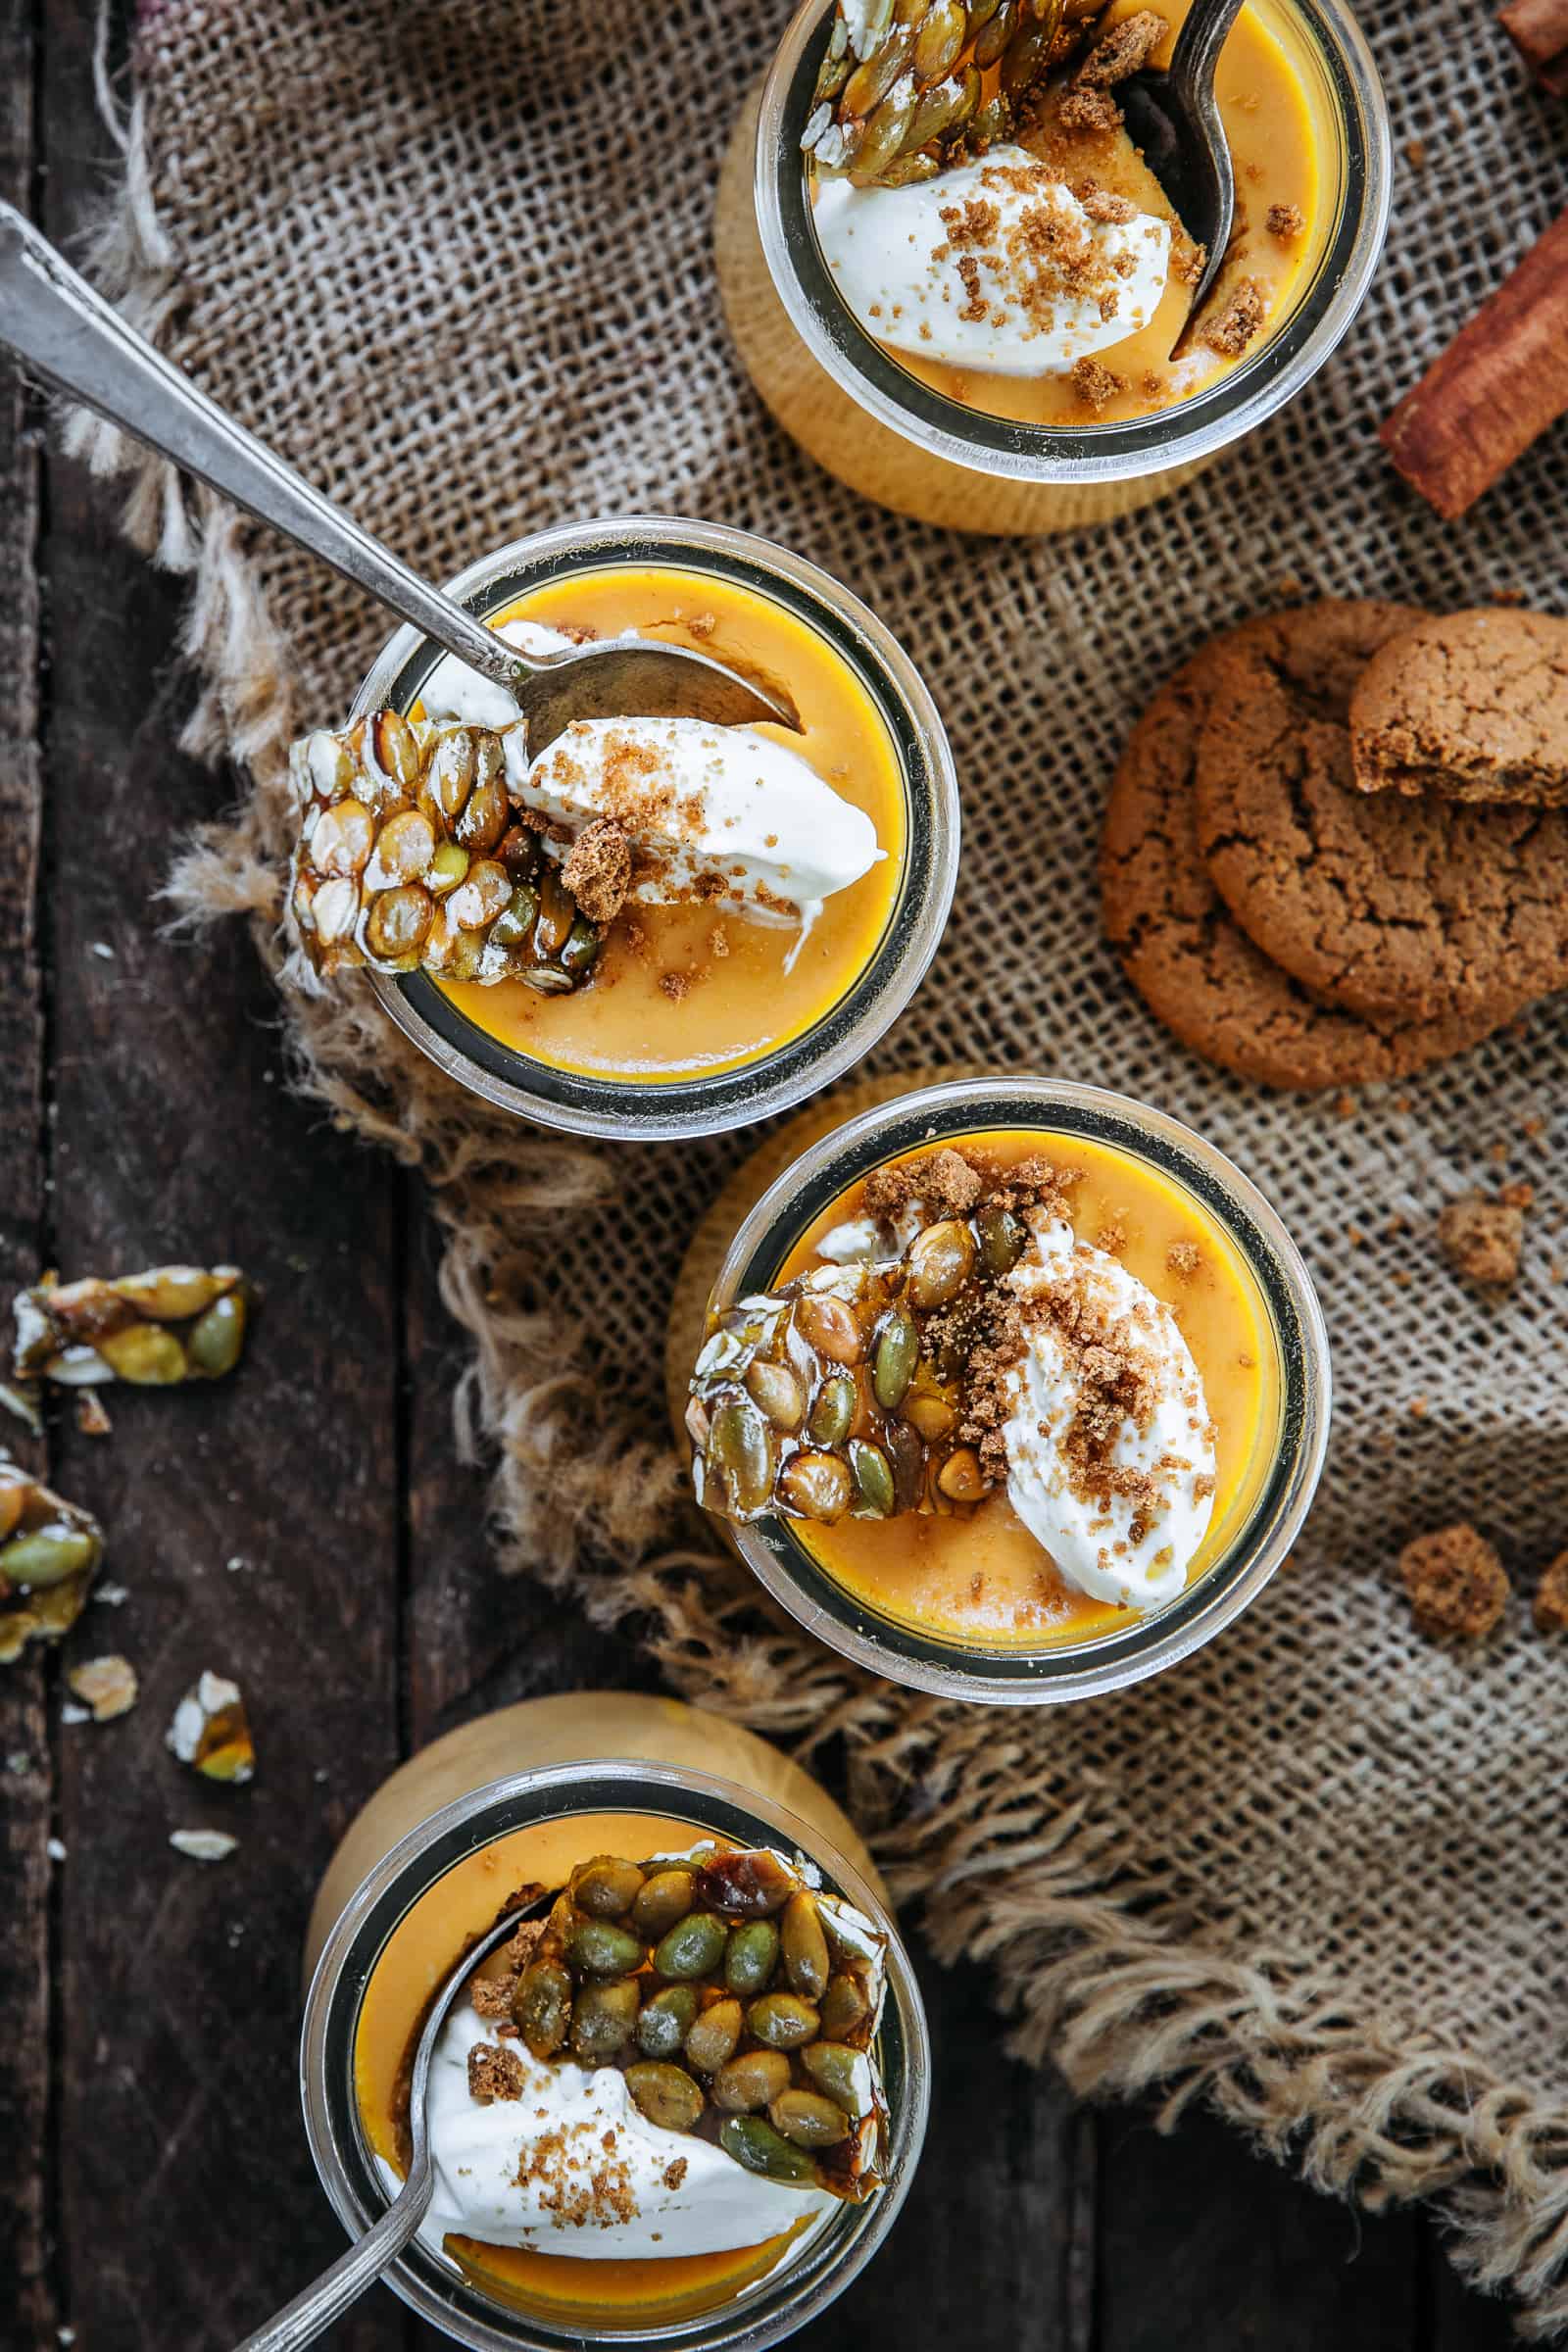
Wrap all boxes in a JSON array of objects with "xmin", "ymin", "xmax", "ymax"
[{"xmin": 60, "ymin": 3, "xmax": 1568, "ymax": 2334}]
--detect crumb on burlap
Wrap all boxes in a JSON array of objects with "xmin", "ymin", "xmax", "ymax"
[
  {"xmin": 467, "ymin": 2043, "xmax": 526, "ymax": 2103},
  {"xmin": 660, "ymin": 969, "xmax": 691, "ymax": 1002},
  {"xmin": 1403, "ymin": 136, "xmax": 1427, "ymax": 169},
  {"xmin": 1166, "ymin": 1241, "xmax": 1200, "ymax": 1279},
  {"xmin": 1437, "ymin": 1194, "xmax": 1525, "ymax": 1289},
  {"xmin": 1534, "ymin": 1551, "xmax": 1568, "ymax": 1634},
  {"xmin": 1399, "ymin": 1523, "xmax": 1509, "ymax": 1641},
  {"xmin": 1074, "ymin": 10, "xmax": 1165, "ymax": 87},
  {"xmin": 561, "ymin": 817, "xmax": 631, "ymax": 927},
  {"xmin": 1266, "ymin": 202, "xmax": 1304, "ymax": 239},
  {"xmin": 470, "ymin": 1972, "xmax": 516, "ymax": 2019},
  {"xmin": 1202, "ymin": 278, "xmax": 1265, "ymax": 357},
  {"xmin": 1072, "ymin": 356, "xmax": 1124, "ymax": 411}
]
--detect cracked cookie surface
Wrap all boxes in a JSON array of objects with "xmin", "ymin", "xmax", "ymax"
[
  {"xmin": 1098, "ymin": 632, "xmax": 1509, "ymax": 1090},
  {"xmin": 1350, "ymin": 608, "xmax": 1568, "ymax": 807},
  {"xmin": 1192, "ymin": 601, "xmax": 1568, "ymax": 1023}
]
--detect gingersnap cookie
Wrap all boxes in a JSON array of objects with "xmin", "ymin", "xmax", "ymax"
[
  {"xmin": 1193, "ymin": 601, "xmax": 1568, "ymax": 1023},
  {"xmin": 1099, "ymin": 636, "xmax": 1512, "ymax": 1092},
  {"xmin": 1350, "ymin": 608, "xmax": 1568, "ymax": 806}
]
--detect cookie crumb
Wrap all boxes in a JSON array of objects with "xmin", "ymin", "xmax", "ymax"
[
  {"xmin": 1202, "ymin": 278, "xmax": 1265, "ymax": 358},
  {"xmin": 1533, "ymin": 1551, "xmax": 1568, "ymax": 1634},
  {"xmin": 1075, "ymin": 180, "xmax": 1137, "ymax": 224},
  {"xmin": 1437, "ymin": 1194, "xmax": 1525, "ymax": 1288},
  {"xmin": 470, "ymin": 1974, "xmax": 515, "ymax": 2019},
  {"xmin": 1071, "ymin": 356, "xmax": 1124, "ymax": 411},
  {"xmin": 1056, "ymin": 85, "xmax": 1124, "ymax": 135},
  {"xmin": 1165, "ymin": 1241, "xmax": 1200, "ymax": 1279},
  {"xmin": 561, "ymin": 817, "xmax": 631, "ymax": 928},
  {"xmin": 1266, "ymin": 202, "xmax": 1304, "ymax": 240},
  {"xmin": 1074, "ymin": 10, "xmax": 1165, "ymax": 88},
  {"xmin": 709, "ymin": 924, "xmax": 730, "ymax": 959},
  {"xmin": 660, "ymin": 970, "xmax": 692, "ymax": 1003},
  {"xmin": 1399, "ymin": 1522, "xmax": 1508, "ymax": 1640},
  {"xmin": 467, "ymin": 2044, "xmax": 526, "ymax": 2104},
  {"xmin": 687, "ymin": 612, "xmax": 717, "ymax": 640}
]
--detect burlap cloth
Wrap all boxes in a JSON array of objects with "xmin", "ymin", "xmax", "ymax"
[{"xmin": 69, "ymin": 0, "xmax": 1568, "ymax": 2329}]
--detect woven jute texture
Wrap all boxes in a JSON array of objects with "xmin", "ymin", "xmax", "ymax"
[{"xmin": 73, "ymin": 0, "xmax": 1568, "ymax": 2328}]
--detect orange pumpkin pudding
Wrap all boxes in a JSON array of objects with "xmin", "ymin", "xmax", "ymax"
[
  {"xmin": 289, "ymin": 564, "xmax": 906, "ymax": 1087},
  {"xmin": 688, "ymin": 1129, "xmax": 1281, "ymax": 1649},
  {"xmin": 356, "ymin": 1822, "xmax": 890, "ymax": 2330},
  {"xmin": 806, "ymin": 0, "xmax": 1324, "ymax": 426}
]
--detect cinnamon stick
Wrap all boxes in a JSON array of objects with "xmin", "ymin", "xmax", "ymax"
[
  {"xmin": 1499, "ymin": 0, "xmax": 1568, "ymax": 95},
  {"xmin": 1380, "ymin": 202, "xmax": 1568, "ymax": 519}
]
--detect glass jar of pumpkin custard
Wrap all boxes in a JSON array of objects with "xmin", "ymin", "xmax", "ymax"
[
  {"xmin": 713, "ymin": 0, "xmax": 1390, "ymax": 531},
  {"xmin": 302, "ymin": 1693, "xmax": 928, "ymax": 2351},
  {"xmin": 332, "ymin": 516, "xmax": 956, "ymax": 1141},
  {"xmin": 671, "ymin": 1077, "xmax": 1330, "ymax": 1702}
]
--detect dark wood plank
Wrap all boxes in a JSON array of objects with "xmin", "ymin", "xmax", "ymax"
[
  {"xmin": 403, "ymin": 1170, "xmax": 654, "ymax": 1750},
  {"xmin": 1096, "ymin": 2101, "xmax": 1420, "ymax": 2352},
  {"xmin": 34, "ymin": 9, "xmax": 405, "ymax": 2344},
  {"xmin": 0, "ymin": 0, "xmax": 53, "ymax": 2340}
]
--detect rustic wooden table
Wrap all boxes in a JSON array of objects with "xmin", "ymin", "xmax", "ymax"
[{"xmin": 0, "ymin": 5, "xmax": 1522, "ymax": 2347}]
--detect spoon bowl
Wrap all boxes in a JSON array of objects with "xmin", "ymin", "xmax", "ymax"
[{"xmin": 1119, "ymin": 0, "xmax": 1248, "ymax": 355}]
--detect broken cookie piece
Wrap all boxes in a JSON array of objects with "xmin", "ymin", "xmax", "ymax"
[{"xmin": 1399, "ymin": 1521, "xmax": 1509, "ymax": 1640}]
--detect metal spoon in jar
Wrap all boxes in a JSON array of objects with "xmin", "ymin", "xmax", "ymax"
[
  {"xmin": 1118, "ymin": 0, "xmax": 1249, "ymax": 354},
  {"xmin": 0, "ymin": 205, "xmax": 800, "ymax": 749},
  {"xmin": 232, "ymin": 1904, "xmax": 540, "ymax": 2352}
]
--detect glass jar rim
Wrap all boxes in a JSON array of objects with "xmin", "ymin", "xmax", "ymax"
[
  {"xmin": 301, "ymin": 1754, "xmax": 931, "ymax": 2351},
  {"xmin": 349, "ymin": 514, "xmax": 958, "ymax": 1143},
  {"xmin": 705, "ymin": 1074, "xmax": 1333, "ymax": 1705},
  {"xmin": 754, "ymin": 0, "xmax": 1391, "ymax": 484}
]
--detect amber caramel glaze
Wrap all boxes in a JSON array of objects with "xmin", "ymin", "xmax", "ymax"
[
  {"xmin": 837, "ymin": 0, "xmax": 1323, "ymax": 428},
  {"xmin": 355, "ymin": 1811, "xmax": 819, "ymax": 2327},
  {"xmin": 430, "ymin": 567, "xmax": 906, "ymax": 1082},
  {"xmin": 774, "ymin": 1131, "xmax": 1280, "ymax": 1647}
]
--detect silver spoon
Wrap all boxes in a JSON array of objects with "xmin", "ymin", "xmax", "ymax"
[
  {"xmin": 0, "ymin": 205, "xmax": 800, "ymax": 749},
  {"xmin": 234, "ymin": 1904, "xmax": 539, "ymax": 2352},
  {"xmin": 1118, "ymin": 0, "xmax": 1248, "ymax": 356}
]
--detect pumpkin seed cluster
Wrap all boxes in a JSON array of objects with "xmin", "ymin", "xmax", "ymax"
[
  {"xmin": 289, "ymin": 711, "xmax": 601, "ymax": 992},
  {"xmin": 487, "ymin": 1846, "xmax": 886, "ymax": 2198},
  {"xmin": 689, "ymin": 1190, "xmax": 1031, "ymax": 1529},
  {"xmin": 803, "ymin": 0, "xmax": 1072, "ymax": 186},
  {"xmin": 12, "ymin": 1265, "xmax": 249, "ymax": 1393},
  {"xmin": 0, "ymin": 1460, "xmax": 103, "ymax": 1665}
]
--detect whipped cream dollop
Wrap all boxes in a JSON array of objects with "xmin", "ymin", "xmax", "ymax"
[
  {"xmin": 412, "ymin": 2007, "xmax": 837, "ymax": 2261},
  {"xmin": 813, "ymin": 150, "xmax": 1168, "ymax": 375},
  {"xmin": 809, "ymin": 1200, "xmax": 1214, "ymax": 1611},
  {"xmin": 999, "ymin": 1213, "xmax": 1215, "ymax": 1610},
  {"xmin": 419, "ymin": 620, "xmax": 883, "ymax": 935}
]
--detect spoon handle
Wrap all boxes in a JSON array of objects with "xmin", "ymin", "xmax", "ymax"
[
  {"xmin": 231, "ymin": 2176, "xmax": 432, "ymax": 2352},
  {"xmin": 0, "ymin": 203, "xmax": 529, "ymax": 693}
]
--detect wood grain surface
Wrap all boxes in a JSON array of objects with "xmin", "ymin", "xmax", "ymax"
[{"xmin": 0, "ymin": 4, "xmax": 1519, "ymax": 2346}]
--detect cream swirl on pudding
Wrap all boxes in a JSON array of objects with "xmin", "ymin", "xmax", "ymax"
[
  {"xmin": 812, "ymin": 151, "xmax": 1169, "ymax": 376},
  {"xmin": 419, "ymin": 620, "xmax": 884, "ymax": 935}
]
